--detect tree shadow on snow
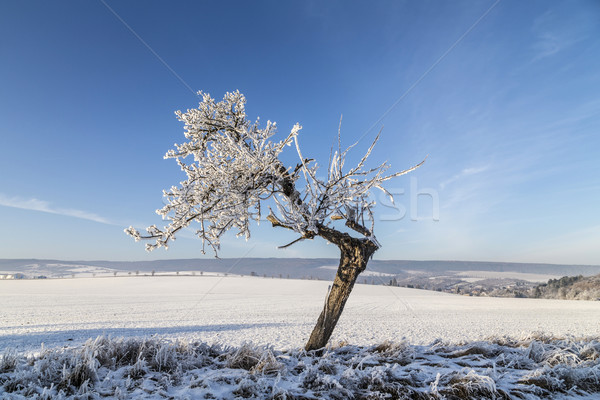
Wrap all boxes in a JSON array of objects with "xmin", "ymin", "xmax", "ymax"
[{"xmin": 1, "ymin": 322, "xmax": 293, "ymax": 351}]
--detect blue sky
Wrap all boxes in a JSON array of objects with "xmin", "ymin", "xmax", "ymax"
[{"xmin": 1, "ymin": 1, "xmax": 599, "ymax": 264}]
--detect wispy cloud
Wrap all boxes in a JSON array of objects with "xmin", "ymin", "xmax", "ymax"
[
  {"xmin": 0, "ymin": 193, "xmax": 112, "ymax": 225},
  {"xmin": 533, "ymin": 32, "xmax": 568, "ymax": 60},
  {"xmin": 531, "ymin": 9, "xmax": 590, "ymax": 61},
  {"xmin": 439, "ymin": 165, "xmax": 489, "ymax": 190}
]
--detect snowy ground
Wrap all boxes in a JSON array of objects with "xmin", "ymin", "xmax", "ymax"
[
  {"xmin": 1, "ymin": 276, "xmax": 600, "ymax": 399},
  {"xmin": 453, "ymin": 270, "xmax": 564, "ymax": 283},
  {"xmin": 2, "ymin": 276, "xmax": 599, "ymax": 352}
]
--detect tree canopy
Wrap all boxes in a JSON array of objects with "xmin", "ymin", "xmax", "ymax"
[{"xmin": 125, "ymin": 91, "xmax": 423, "ymax": 255}]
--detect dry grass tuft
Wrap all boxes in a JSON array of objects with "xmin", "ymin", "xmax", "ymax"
[
  {"xmin": 0, "ymin": 349, "xmax": 18, "ymax": 373},
  {"xmin": 251, "ymin": 349, "xmax": 284, "ymax": 375},
  {"xmin": 225, "ymin": 342, "xmax": 262, "ymax": 370}
]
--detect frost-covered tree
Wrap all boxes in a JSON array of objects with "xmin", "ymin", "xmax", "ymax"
[{"xmin": 126, "ymin": 91, "xmax": 423, "ymax": 351}]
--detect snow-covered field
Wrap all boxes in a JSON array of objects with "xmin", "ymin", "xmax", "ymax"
[
  {"xmin": 453, "ymin": 270, "xmax": 564, "ymax": 283},
  {"xmin": 319, "ymin": 265, "xmax": 396, "ymax": 277},
  {"xmin": 1, "ymin": 276, "xmax": 599, "ymax": 399},
  {"xmin": 0, "ymin": 263, "xmax": 119, "ymax": 279},
  {"xmin": 2, "ymin": 276, "xmax": 599, "ymax": 352}
]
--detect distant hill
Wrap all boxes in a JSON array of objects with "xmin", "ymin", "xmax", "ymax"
[
  {"xmin": 531, "ymin": 274, "xmax": 600, "ymax": 301},
  {"xmin": 1, "ymin": 258, "xmax": 599, "ymax": 280}
]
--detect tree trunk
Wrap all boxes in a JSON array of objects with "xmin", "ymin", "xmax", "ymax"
[{"xmin": 305, "ymin": 238, "xmax": 377, "ymax": 351}]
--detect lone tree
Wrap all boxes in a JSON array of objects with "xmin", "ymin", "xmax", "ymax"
[{"xmin": 126, "ymin": 91, "xmax": 423, "ymax": 351}]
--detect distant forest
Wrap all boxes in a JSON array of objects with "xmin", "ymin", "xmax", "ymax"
[{"xmin": 487, "ymin": 274, "xmax": 600, "ymax": 301}]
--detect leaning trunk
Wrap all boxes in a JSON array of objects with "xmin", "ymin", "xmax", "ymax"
[{"xmin": 305, "ymin": 239, "xmax": 377, "ymax": 351}]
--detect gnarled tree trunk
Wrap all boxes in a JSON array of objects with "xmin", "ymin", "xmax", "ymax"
[{"xmin": 305, "ymin": 236, "xmax": 378, "ymax": 351}]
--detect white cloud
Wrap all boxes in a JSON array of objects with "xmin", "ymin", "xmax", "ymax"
[{"xmin": 0, "ymin": 193, "xmax": 112, "ymax": 225}]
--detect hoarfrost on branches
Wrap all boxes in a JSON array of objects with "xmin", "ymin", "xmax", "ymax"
[
  {"xmin": 126, "ymin": 90, "xmax": 425, "ymax": 350},
  {"xmin": 125, "ymin": 91, "xmax": 423, "ymax": 255}
]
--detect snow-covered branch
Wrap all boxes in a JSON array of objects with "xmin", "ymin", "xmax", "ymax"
[{"xmin": 125, "ymin": 91, "xmax": 423, "ymax": 255}]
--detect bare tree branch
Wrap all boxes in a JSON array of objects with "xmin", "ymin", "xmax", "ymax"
[{"xmin": 345, "ymin": 219, "xmax": 372, "ymax": 237}]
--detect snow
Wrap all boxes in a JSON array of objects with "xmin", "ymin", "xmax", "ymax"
[
  {"xmin": 319, "ymin": 265, "xmax": 395, "ymax": 277},
  {"xmin": 0, "ymin": 263, "xmax": 118, "ymax": 279},
  {"xmin": 1, "ymin": 276, "xmax": 599, "ymax": 399},
  {"xmin": 1, "ymin": 276, "xmax": 598, "ymax": 353},
  {"xmin": 454, "ymin": 270, "xmax": 564, "ymax": 283},
  {"xmin": 1, "ymin": 334, "xmax": 599, "ymax": 399}
]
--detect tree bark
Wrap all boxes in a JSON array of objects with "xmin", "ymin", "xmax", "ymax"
[{"xmin": 305, "ymin": 237, "xmax": 377, "ymax": 351}]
